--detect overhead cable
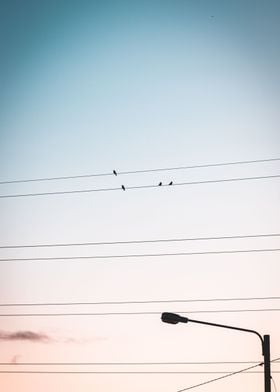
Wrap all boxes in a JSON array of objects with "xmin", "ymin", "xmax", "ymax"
[
  {"xmin": 272, "ymin": 377, "xmax": 278, "ymax": 392},
  {"xmin": 176, "ymin": 357, "xmax": 280, "ymax": 391},
  {"xmin": 176, "ymin": 362, "xmax": 263, "ymax": 391},
  {"xmin": 0, "ymin": 233, "xmax": 279, "ymax": 249},
  {"xmin": 0, "ymin": 247, "xmax": 279, "ymax": 263},
  {"xmin": 0, "ymin": 361, "xmax": 265, "ymax": 366},
  {"xmin": 1, "ymin": 295, "xmax": 280, "ymax": 307},
  {"xmin": 0, "ymin": 174, "xmax": 279, "ymax": 199},
  {"xmin": 1, "ymin": 308, "xmax": 280, "ymax": 317},
  {"xmin": 1, "ymin": 157, "xmax": 279, "ymax": 185},
  {"xmin": 1, "ymin": 359, "xmax": 279, "ymax": 376},
  {"xmin": 0, "ymin": 370, "xmax": 278, "ymax": 374}
]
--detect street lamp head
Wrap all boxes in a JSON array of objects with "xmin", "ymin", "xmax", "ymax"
[{"xmin": 161, "ymin": 312, "xmax": 189, "ymax": 324}]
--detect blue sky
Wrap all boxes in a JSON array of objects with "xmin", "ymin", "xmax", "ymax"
[
  {"xmin": 1, "ymin": 0, "xmax": 280, "ymax": 177},
  {"xmin": 0, "ymin": 1, "xmax": 280, "ymax": 391}
]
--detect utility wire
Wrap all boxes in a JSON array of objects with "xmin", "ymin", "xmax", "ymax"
[
  {"xmin": 0, "ymin": 247, "xmax": 279, "ymax": 263},
  {"xmin": 0, "ymin": 233, "xmax": 279, "ymax": 249},
  {"xmin": 0, "ymin": 174, "xmax": 279, "ymax": 199},
  {"xmin": 1, "ymin": 308, "xmax": 280, "ymax": 317},
  {"xmin": 0, "ymin": 362, "xmax": 278, "ymax": 377},
  {"xmin": 272, "ymin": 376, "xmax": 278, "ymax": 392},
  {"xmin": 0, "ymin": 358, "xmax": 280, "ymax": 374},
  {"xmin": 176, "ymin": 363, "xmax": 263, "ymax": 391},
  {"xmin": 177, "ymin": 358, "xmax": 280, "ymax": 391},
  {"xmin": 1, "ymin": 295, "xmax": 280, "ymax": 307},
  {"xmin": 0, "ymin": 370, "xmax": 279, "ymax": 374},
  {"xmin": 1, "ymin": 157, "xmax": 279, "ymax": 185},
  {"xmin": 0, "ymin": 361, "xmax": 267, "ymax": 366}
]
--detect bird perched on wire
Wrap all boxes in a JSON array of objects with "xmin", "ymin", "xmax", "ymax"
[
  {"xmin": 158, "ymin": 182, "xmax": 162, "ymax": 186},
  {"xmin": 169, "ymin": 181, "xmax": 173, "ymax": 185},
  {"xmin": 113, "ymin": 170, "xmax": 117, "ymax": 176},
  {"xmin": 121, "ymin": 185, "xmax": 126, "ymax": 191}
]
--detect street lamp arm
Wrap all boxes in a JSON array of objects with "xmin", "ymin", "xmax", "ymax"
[
  {"xmin": 188, "ymin": 317, "xmax": 264, "ymax": 351},
  {"xmin": 188, "ymin": 317, "xmax": 263, "ymax": 341}
]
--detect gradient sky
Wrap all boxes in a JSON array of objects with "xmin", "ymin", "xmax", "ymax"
[{"xmin": 0, "ymin": 1, "xmax": 280, "ymax": 391}]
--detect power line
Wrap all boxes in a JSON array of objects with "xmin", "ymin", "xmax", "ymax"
[
  {"xmin": 272, "ymin": 376, "xmax": 278, "ymax": 392},
  {"xmin": 1, "ymin": 308, "xmax": 280, "ymax": 317},
  {"xmin": 0, "ymin": 247, "xmax": 279, "ymax": 263},
  {"xmin": 1, "ymin": 295, "xmax": 280, "ymax": 307},
  {"xmin": 1, "ymin": 157, "xmax": 279, "ymax": 185},
  {"xmin": 1, "ymin": 370, "xmax": 279, "ymax": 374},
  {"xmin": 0, "ymin": 174, "xmax": 279, "ymax": 199},
  {"xmin": 176, "ymin": 363, "xmax": 263, "ymax": 391},
  {"xmin": 0, "ymin": 233, "xmax": 279, "ymax": 249},
  {"xmin": 0, "ymin": 359, "xmax": 279, "ymax": 374},
  {"xmin": 0, "ymin": 361, "xmax": 266, "ymax": 366},
  {"xmin": 0, "ymin": 370, "xmax": 279, "ymax": 374},
  {"xmin": 176, "ymin": 358, "xmax": 280, "ymax": 392}
]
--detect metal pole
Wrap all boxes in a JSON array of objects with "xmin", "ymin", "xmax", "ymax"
[{"xmin": 263, "ymin": 335, "xmax": 271, "ymax": 392}]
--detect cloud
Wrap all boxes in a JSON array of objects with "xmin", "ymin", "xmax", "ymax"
[
  {"xmin": 62, "ymin": 336, "xmax": 108, "ymax": 344},
  {"xmin": 0, "ymin": 330, "xmax": 108, "ymax": 345},
  {"xmin": 0, "ymin": 330, "xmax": 51, "ymax": 343}
]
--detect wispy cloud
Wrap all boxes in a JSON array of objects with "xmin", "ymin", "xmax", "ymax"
[
  {"xmin": 62, "ymin": 336, "xmax": 108, "ymax": 344},
  {"xmin": 0, "ymin": 330, "xmax": 108, "ymax": 345},
  {"xmin": 0, "ymin": 330, "xmax": 51, "ymax": 343}
]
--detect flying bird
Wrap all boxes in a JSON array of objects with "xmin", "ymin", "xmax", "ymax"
[
  {"xmin": 113, "ymin": 170, "xmax": 117, "ymax": 176},
  {"xmin": 169, "ymin": 181, "xmax": 173, "ymax": 185},
  {"xmin": 121, "ymin": 185, "xmax": 126, "ymax": 191},
  {"xmin": 158, "ymin": 182, "xmax": 162, "ymax": 186}
]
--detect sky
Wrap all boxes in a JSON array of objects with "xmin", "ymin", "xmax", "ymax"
[{"xmin": 0, "ymin": 0, "xmax": 280, "ymax": 391}]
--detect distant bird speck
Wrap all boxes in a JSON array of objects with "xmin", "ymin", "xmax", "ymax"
[
  {"xmin": 113, "ymin": 170, "xmax": 117, "ymax": 176},
  {"xmin": 169, "ymin": 181, "xmax": 173, "ymax": 185},
  {"xmin": 158, "ymin": 182, "xmax": 162, "ymax": 186},
  {"xmin": 121, "ymin": 185, "xmax": 126, "ymax": 191}
]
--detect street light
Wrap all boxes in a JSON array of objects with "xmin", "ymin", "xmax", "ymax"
[{"xmin": 161, "ymin": 312, "xmax": 271, "ymax": 392}]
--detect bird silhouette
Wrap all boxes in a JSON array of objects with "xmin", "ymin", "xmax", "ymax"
[
  {"xmin": 158, "ymin": 182, "xmax": 162, "ymax": 186},
  {"xmin": 121, "ymin": 185, "xmax": 126, "ymax": 191},
  {"xmin": 169, "ymin": 181, "xmax": 173, "ymax": 185},
  {"xmin": 113, "ymin": 170, "xmax": 117, "ymax": 176}
]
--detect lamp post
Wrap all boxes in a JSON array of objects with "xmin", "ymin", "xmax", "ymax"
[{"xmin": 161, "ymin": 312, "xmax": 271, "ymax": 392}]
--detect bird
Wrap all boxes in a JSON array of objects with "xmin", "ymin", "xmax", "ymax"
[
  {"xmin": 158, "ymin": 182, "xmax": 162, "ymax": 186},
  {"xmin": 169, "ymin": 181, "xmax": 173, "ymax": 185},
  {"xmin": 113, "ymin": 170, "xmax": 117, "ymax": 176},
  {"xmin": 121, "ymin": 185, "xmax": 126, "ymax": 191}
]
